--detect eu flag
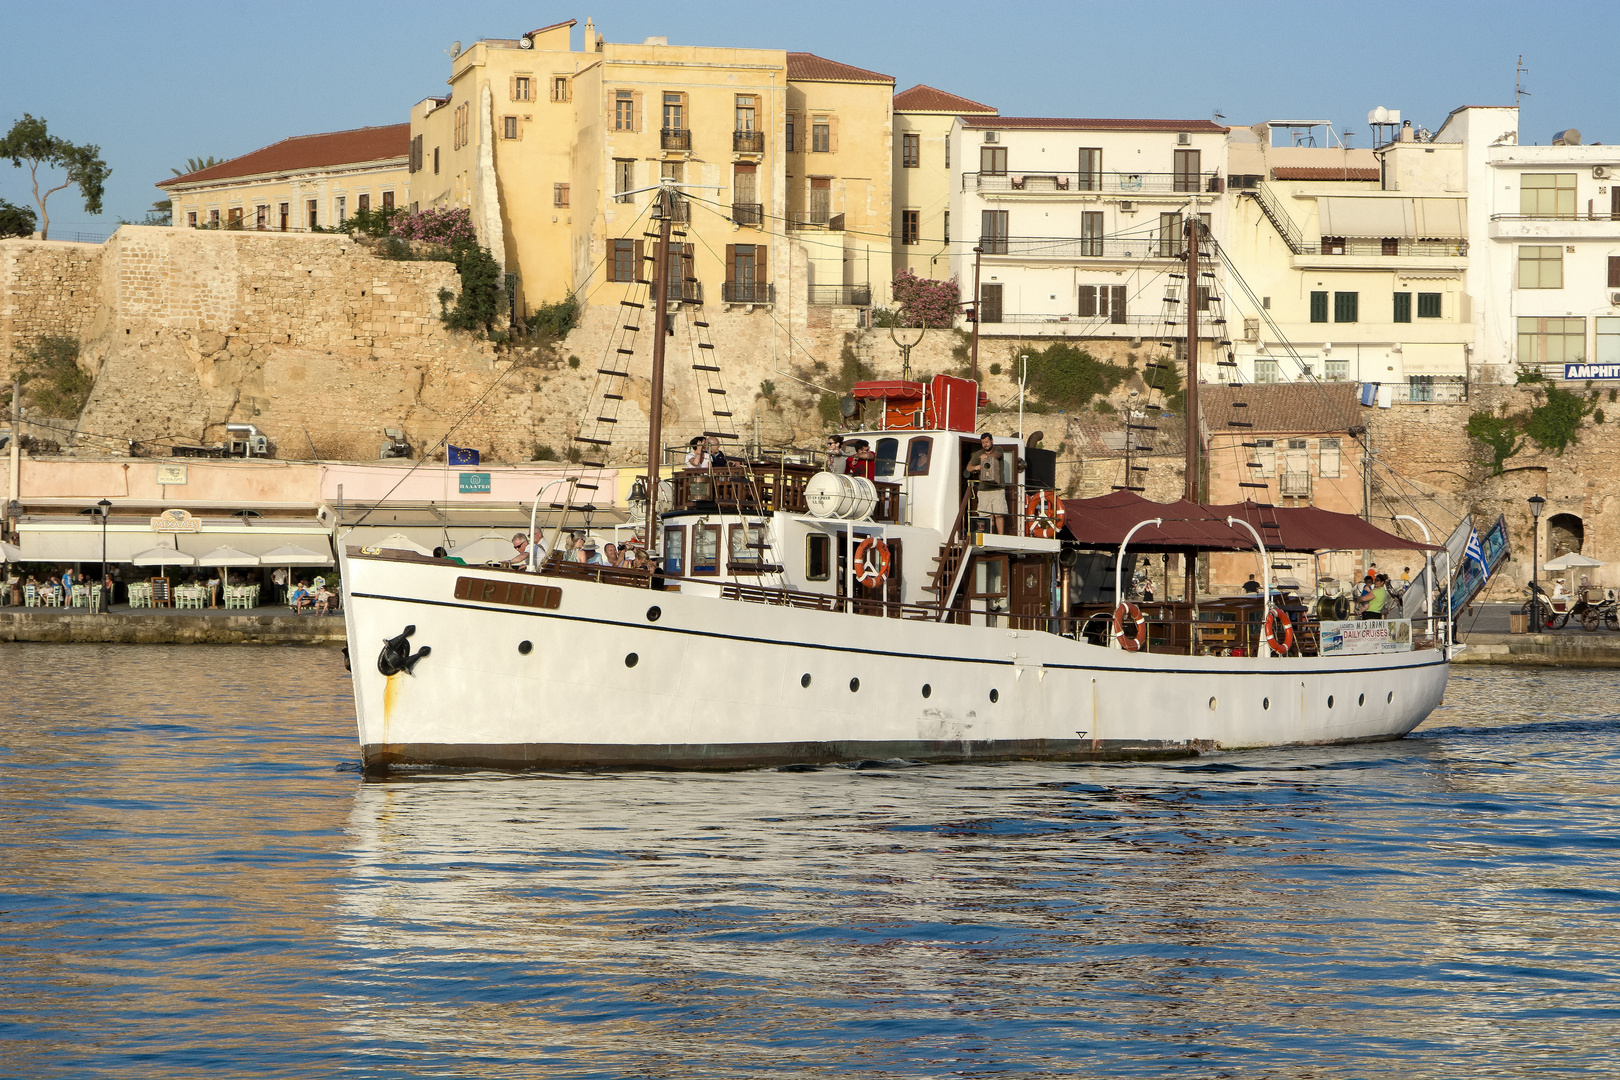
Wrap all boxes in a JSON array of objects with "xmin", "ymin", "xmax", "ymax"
[{"xmin": 448, "ymin": 445, "xmax": 480, "ymax": 466}]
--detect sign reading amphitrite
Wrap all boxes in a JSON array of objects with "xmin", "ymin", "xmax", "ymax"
[
  {"xmin": 1565, "ymin": 363, "xmax": 1620, "ymax": 380},
  {"xmin": 1319, "ymin": 619, "xmax": 1414, "ymax": 655},
  {"xmin": 151, "ymin": 508, "xmax": 202, "ymax": 533},
  {"xmin": 155, "ymin": 463, "xmax": 188, "ymax": 485}
]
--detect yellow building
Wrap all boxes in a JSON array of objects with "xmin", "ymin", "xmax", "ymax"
[
  {"xmin": 406, "ymin": 20, "xmax": 895, "ymax": 316},
  {"xmin": 892, "ymin": 84, "xmax": 996, "ymax": 284},
  {"xmin": 159, "ymin": 125, "xmax": 409, "ymax": 232}
]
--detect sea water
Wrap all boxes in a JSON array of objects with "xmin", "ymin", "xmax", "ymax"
[{"xmin": 2, "ymin": 644, "xmax": 1619, "ymax": 1078}]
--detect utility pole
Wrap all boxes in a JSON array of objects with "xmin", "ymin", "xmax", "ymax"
[{"xmin": 644, "ymin": 183, "xmax": 673, "ymax": 586}]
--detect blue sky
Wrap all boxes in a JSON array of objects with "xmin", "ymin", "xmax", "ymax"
[{"xmin": 4, "ymin": 0, "xmax": 1618, "ymax": 236}]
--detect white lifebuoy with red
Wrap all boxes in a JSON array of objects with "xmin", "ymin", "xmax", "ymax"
[
  {"xmin": 854, "ymin": 537, "xmax": 890, "ymax": 589},
  {"xmin": 1265, "ymin": 608, "xmax": 1294, "ymax": 655},
  {"xmin": 1112, "ymin": 601, "xmax": 1148, "ymax": 652},
  {"xmin": 1025, "ymin": 490, "xmax": 1067, "ymax": 539}
]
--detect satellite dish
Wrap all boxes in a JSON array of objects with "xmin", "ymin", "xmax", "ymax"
[
  {"xmin": 839, "ymin": 394, "xmax": 857, "ymax": 419},
  {"xmin": 519, "ymin": 35, "xmax": 533, "ymax": 49},
  {"xmin": 449, "ymin": 41, "xmax": 463, "ymax": 58}
]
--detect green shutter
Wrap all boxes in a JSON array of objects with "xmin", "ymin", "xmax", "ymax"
[
  {"xmin": 1393, "ymin": 292, "xmax": 1412, "ymax": 323},
  {"xmin": 1310, "ymin": 291, "xmax": 1329, "ymax": 323},
  {"xmin": 1334, "ymin": 292, "xmax": 1359, "ymax": 323},
  {"xmin": 1418, "ymin": 292, "xmax": 1442, "ymax": 318}
]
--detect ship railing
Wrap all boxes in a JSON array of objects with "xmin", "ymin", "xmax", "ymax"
[
  {"xmin": 720, "ymin": 581, "xmax": 941, "ymax": 620},
  {"xmin": 668, "ymin": 464, "xmax": 900, "ymax": 523},
  {"xmin": 1051, "ymin": 603, "xmax": 1449, "ymax": 657}
]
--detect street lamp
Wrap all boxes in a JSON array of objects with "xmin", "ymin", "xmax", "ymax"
[
  {"xmin": 1528, "ymin": 494, "xmax": 1546, "ymax": 620},
  {"xmin": 96, "ymin": 498, "xmax": 112, "ymax": 613}
]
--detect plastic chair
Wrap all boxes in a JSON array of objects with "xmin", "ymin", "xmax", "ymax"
[{"xmin": 24, "ymin": 583, "xmax": 38, "ymax": 607}]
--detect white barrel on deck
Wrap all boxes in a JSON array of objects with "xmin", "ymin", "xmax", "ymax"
[{"xmin": 804, "ymin": 472, "xmax": 877, "ymax": 520}]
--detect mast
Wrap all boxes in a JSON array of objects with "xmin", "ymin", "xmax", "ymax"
[
  {"xmin": 1183, "ymin": 213, "xmax": 1199, "ymax": 502},
  {"xmin": 644, "ymin": 184, "xmax": 673, "ymax": 585}
]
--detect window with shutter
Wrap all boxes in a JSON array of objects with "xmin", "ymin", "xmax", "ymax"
[
  {"xmin": 979, "ymin": 282, "xmax": 1003, "ymax": 324},
  {"xmin": 554, "ymin": 184, "xmax": 569, "ymax": 208},
  {"xmin": 1319, "ymin": 438, "xmax": 1341, "ymax": 478},
  {"xmin": 1110, "ymin": 285, "xmax": 1127, "ymax": 324},
  {"xmin": 1078, "ymin": 285, "xmax": 1097, "ymax": 317},
  {"xmin": 1078, "ymin": 148, "xmax": 1102, "ymax": 190},
  {"xmin": 1173, "ymin": 148, "xmax": 1201, "ymax": 192},
  {"xmin": 785, "ymin": 113, "xmax": 797, "ymax": 152},
  {"xmin": 1393, "ymin": 292, "xmax": 1412, "ymax": 323},
  {"xmin": 610, "ymin": 239, "xmax": 636, "ymax": 282},
  {"xmin": 1609, "ymin": 255, "xmax": 1620, "ymax": 288},
  {"xmin": 1310, "ymin": 291, "xmax": 1328, "ymax": 323},
  {"xmin": 1081, "ymin": 211, "xmax": 1103, "ymax": 256},
  {"xmin": 1334, "ymin": 292, "xmax": 1358, "ymax": 323},
  {"xmin": 614, "ymin": 91, "xmax": 634, "ymax": 131},
  {"xmin": 980, "ymin": 210, "xmax": 1008, "ymax": 253},
  {"xmin": 903, "ymin": 133, "xmax": 919, "ymax": 168},
  {"xmin": 901, "ymin": 210, "xmax": 919, "ymax": 245},
  {"xmin": 943, "ymin": 210, "xmax": 949, "ymax": 243},
  {"xmin": 1418, "ymin": 292, "xmax": 1442, "ymax": 318},
  {"xmin": 812, "ymin": 116, "xmax": 830, "ymax": 153}
]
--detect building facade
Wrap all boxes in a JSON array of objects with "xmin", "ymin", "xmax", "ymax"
[
  {"xmin": 892, "ymin": 84, "xmax": 996, "ymax": 285},
  {"xmin": 948, "ymin": 116, "xmax": 1229, "ymax": 342},
  {"xmin": 159, "ymin": 125, "xmax": 409, "ymax": 233}
]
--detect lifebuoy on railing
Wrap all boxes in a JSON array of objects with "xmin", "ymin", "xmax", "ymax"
[
  {"xmin": 1265, "ymin": 608, "xmax": 1294, "ymax": 655},
  {"xmin": 1024, "ymin": 490, "xmax": 1066, "ymax": 538},
  {"xmin": 1112, "ymin": 601, "xmax": 1148, "ymax": 652},
  {"xmin": 854, "ymin": 537, "xmax": 890, "ymax": 589}
]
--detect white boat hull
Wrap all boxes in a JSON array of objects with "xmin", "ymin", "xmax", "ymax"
[{"xmin": 341, "ymin": 554, "xmax": 1449, "ymax": 772}]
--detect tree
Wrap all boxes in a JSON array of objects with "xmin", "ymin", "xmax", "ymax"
[
  {"xmin": 171, "ymin": 156, "xmax": 221, "ymax": 177},
  {"xmin": 0, "ymin": 197, "xmax": 36, "ymax": 238},
  {"xmin": 0, "ymin": 114, "xmax": 111, "ymax": 241}
]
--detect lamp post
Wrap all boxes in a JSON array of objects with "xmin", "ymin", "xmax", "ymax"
[
  {"xmin": 1528, "ymin": 494, "xmax": 1545, "ymax": 624},
  {"xmin": 96, "ymin": 498, "xmax": 112, "ymax": 613}
]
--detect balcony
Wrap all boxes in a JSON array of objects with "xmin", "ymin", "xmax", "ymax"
[
  {"xmin": 977, "ymin": 312, "xmax": 1223, "ymax": 338},
  {"xmin": 660, "ymin": 128, "xmax": 691, "ymax": 151},
  {"xmin": 722, "ymin": 281, "xmax": 775, "ymax": 304},
  {"xmin": 977, "ymin": 235, "xmax": 1220, "ymax": 262},
  {"xmin": 651, "ymin": 198, "xmax": 691, "ymax": 223},
  {"xmin": 808, "ymin": 284, "xmax": 872, "ymax": 306},
  {"xmin": 1488, "ymin": 213, "xmax": 1620, "ymax": 240},
  {"xmin": 662, "ymin": 279, "xmax": 703, "ymax": 305},
  {"xmin": 789, "ymin": 210, "xmax": 843, "ymax": 230},
  {"xmin": 733, "ymin": 129, "xmax": 765, "ymax": 154},
  {"xmin": 731, "ymin": 202, "xmax": 763, "ymax": 225},
  {"xmin": 966, "ymin": 170, "xmax": 1219, "ymax": 195},
  {"xmin": 1313, "ymin": 237, "xmax": 1468, "ymax": 257}
]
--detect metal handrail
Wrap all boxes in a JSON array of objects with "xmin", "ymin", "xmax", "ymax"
[
  {"xmin": 966, "ymin": 170, "xmax": 1218, "ymax": 193},
  {"xmin": 660, "ymin": 128, "xmax": 691, "ymax": 151},
  {"xmin": 807, "ymin": 284, "xmax": 872, "ymax": 306},
  {"xmin": 733, "ymin": 130, "xmax": 765, "ymax": 153}
]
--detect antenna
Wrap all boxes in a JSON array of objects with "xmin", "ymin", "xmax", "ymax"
[
  {"xmin": 448, "ymin": 40, "xmax": 463, "ymax": 59},
  {"xmin": 1516, "ymin": 54, "xmax": 1530, "ymax": 107}
]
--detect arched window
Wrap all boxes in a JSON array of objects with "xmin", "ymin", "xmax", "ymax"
[{"xmin": 1547, "ymin": 513, "xmax": 1584, "ymax": 556}]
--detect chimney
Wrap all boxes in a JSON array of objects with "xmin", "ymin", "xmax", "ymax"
[
  {"xmin": 582, "ymin": 18, "xmax": 593, "ymax": 51},
  {"xmin": 1398, "ymin": 119, "xmax": 1414, "ymax": 143}
]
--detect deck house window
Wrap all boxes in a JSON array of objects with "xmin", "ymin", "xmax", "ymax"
[
  {"xmin": 875, "ymin": 437, "xmax": 899, "ymax": 477},
  {"xmin": 728, "ymin": 524, "xmax": 768, "ymax": 571},
  {"xmin": 692, "ymin": 525, "xmax": 720, "ymax": 575},
  {"xmin": 806, "ymin": 534, "xmax": 831, "ymax": 581},
  {"xmin": 662, "ymin": 525, "xmax": 685, "ymax": 575},
  {"xmin": 906, "ymin": 437, "xmax": 933, "ymax": 475}
]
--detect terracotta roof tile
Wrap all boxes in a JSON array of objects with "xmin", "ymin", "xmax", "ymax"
[
  {"xmin": 1202, "ymin": 382, "xmax": 1362, "ymax": 436},
  {"xmin": 786, "ymin": 52, "xmax": 893, "ymax": 84},
  {"xmin": 159, "ymin": 124, "xmax": 411, "ymax": 187},
  {"xmin": 1270, "ymin": 166, "xmax": 1381, "ymax": 181},
  {"xmin": 961, "ymin": 116, "xmax": 1228, "ymax": 133},
  {"xmin": 893, "ymin": 84, "xmax": 997, "ymax": 115}
]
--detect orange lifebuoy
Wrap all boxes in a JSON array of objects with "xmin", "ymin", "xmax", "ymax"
[
  {"xmin": 1265, "ymin": 608, "xmax": 1294, "ymax": 655},
  {"xmin": 1024, "ymin": 490, "xmax": 1067, "ymax": 538},
  {"xmin": 1113, "ymin": 601, "xmax": 1148, "ymax": 652},
  {"xmin": 854, "ymin": 537, "xmax": 890, "ymax": 589}
]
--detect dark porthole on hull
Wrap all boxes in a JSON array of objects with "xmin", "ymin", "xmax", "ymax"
[
  {"xmin": 1359, "ymin": 693, "xmax": 1365, "ymax": 706},
  {"xmin": 1387, "ymin": 691, "xmax": 1394, "ymax": 703},
  {"xmin": 989, "ymin": 689, "xmax": 999, "ymax": 703},
  {"xmin": 646, "ymin": 606, "xmax": 661, "ymax": 622},
  {"xmin": 921, "ymin": 684, "xmax": 931, "ymax": 698},
  {"xmin": 518, "ymin": 640, "xmax": 533, "ymax": 655},
  {"xmin": 850, "ymin": 678, "xmax": 860, "ymax": 692},
  {"xmin": 801, "ymin": 673, "xmax": 812, "ymax": 688},
  {"xmin": 1262, "ymin": 697, "xmax": 1270, "ymax": 710},
  {"xmin": 625, "ymin": 653, "xmax": 639, "ymax": 668},
  {"xmin": 1328, "ymin": 695, "xmax": 1335, "ymax": 708}
]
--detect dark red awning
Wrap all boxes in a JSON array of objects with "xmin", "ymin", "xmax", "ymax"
[{"xmin": 1059, "ymin": 491, "xmax": 1438, "ymax": 553}]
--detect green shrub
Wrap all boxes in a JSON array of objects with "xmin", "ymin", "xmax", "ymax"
[
  {"xmin": 988, "ymin": 362, "xmax": 1001, "ymax": 376},
  {"xmin": 567, "ymin": 355, "xmax": 580, "ymax": 369},
  {"xmin": 529, "ymin": 296, "xmax": 579, "ymax": 340},
  {"xmin": 1021, "ymin": 342, "xmax": 1129, "ymax": 413},
  {"xmin": 18, "ymin": 336, "xmax": 91, "ymax": 416},
  {"xmin": 532, "ymin": 444, "xmax": 559, "ymax": 461},
  {"xmin": 1465, "ymin": 408, "xmax": 1525, "ymax": 476},
  {"xmin": 1524, "ymin": 385, "xmax": 1590, "ymax": 454},
  {"xmin": 441, "ymin": 240, "xmax": 504, "ymax": 335}
]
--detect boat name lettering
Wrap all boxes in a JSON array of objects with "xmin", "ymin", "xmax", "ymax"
[{"xmin": 454, "ymin": 576, "xmax": 562, "ymax": 610}]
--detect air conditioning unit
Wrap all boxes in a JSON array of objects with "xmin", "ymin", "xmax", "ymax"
[
  {"xmin": 1611, "ymin": 292, "xmax": 1620, "ymax": 305},
  {"xmin": 1120, "ymin": 200, "xmax": 1134, "ymax": 213},
  {"xmin": 1596, "ymin": 165, "xmax": 1611, "ymax": 179},
  {"xmin": 983, "ymin": 131, "xmax": 998, "ymax": 144},
  {"xmin": 1178, "ymin": 132, "xmax": 1191, "ymax": 145}
]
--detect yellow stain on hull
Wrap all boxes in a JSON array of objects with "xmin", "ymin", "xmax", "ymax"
[{"xmin": 383, "ymin": 672, "xmax": 402, "ymax": 733}]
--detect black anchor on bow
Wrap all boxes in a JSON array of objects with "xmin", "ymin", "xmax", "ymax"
[{"xmin": 377, "ymin": 625, "xmax": 431, "ymax": 676}]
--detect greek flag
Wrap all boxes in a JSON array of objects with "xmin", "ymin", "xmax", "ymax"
[
  {"xmin": 448, "ymin": 445, "xmax": 480, "ymax": 466},
  {"xmin": 1464, "ymin": 527, "xmax": 1488, "ymax": 577}
]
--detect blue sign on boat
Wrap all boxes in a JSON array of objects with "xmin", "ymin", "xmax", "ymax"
[
  {"xmin": 1565, "ymin": 363, "xmax": 1620, "ymax": 380},
  {"xmin": 458, "ymin": 472, "xmax": 491, "ymax": 494}
]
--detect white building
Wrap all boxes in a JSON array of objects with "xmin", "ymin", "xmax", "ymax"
[
  {"xmin": 948, "ymin": 116, "xmax": 1229, "ymax": 341},
  {"xmin": 1425, "ymin": 106, "xmax": 1620, "ymax": 381}
]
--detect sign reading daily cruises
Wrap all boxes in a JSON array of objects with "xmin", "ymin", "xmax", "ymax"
[
  {"xmin": 1319, "ymin": 619, "xmax": 1414, "ymax": 655},
  {"xmin": 1565, "ymin": 363, "xmax": 1620, "ymax": 380}
]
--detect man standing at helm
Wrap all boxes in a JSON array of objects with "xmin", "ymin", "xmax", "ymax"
[{"xmin": 965, "ymin": 432, "xmax": 1009, "ymax": 534}]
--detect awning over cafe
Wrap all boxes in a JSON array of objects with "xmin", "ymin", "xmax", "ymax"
[
  {"xmin": 1059, "ymin": 491, "xmax": 1439, "ymax": 553},
  {"xmin": 14, "ymin": 516, "xmax": 332, "ymax": 564}
]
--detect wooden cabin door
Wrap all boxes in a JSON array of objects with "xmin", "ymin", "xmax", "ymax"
[{"xmin": 1010, "ymin": 558, "xmax": 1047, "ymax": 630}]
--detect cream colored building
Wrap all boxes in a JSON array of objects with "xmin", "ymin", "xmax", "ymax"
[
  {"xmin": 892, "ymin": 84, "xmax": 996, "ymax": 284},
  {"xmin": 159, "ymin": 125, "xmax": 409, "ymax": 232},
  {"xmin": 407, "ymin": 19, "xmax": 894, "ymax": 316}
]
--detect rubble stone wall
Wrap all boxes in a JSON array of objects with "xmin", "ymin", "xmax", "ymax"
[{"xmin": 0, "ymin": 239, "xmax": 103, "ymax": 379}]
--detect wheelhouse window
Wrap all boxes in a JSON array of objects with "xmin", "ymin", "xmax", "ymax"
[
  {"xmin": 728, "ymin": 524, "xmax": 768, "ymax": 572},
  {"xmin": 806, "ymin": 534, "xmax": 831, "ymax": 581},
  {"xmin": 875, "ymin": 437, "xmax": 900, "ymax": 477},
  {"xmin": 692, "ymin": 525, "xmax": 720, "ymax": 575},
  {"xmin": 662, "ymin": 525, "xmax": 685, "ymax": 575},
  {"xmin": 905, "ymin": 436, "xmax": 933, "ymax": 476},
  {"xmin": 970, "ymin": 556, "xmax": 1008, "ymax": 598}
]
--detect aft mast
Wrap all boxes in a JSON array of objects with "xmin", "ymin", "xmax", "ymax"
[
  {"xmin": 1182, "ymin": 203, "xmax": 1201, "ymax": 603},
  {"xmin": 643, "ymin": 184, "xmax": 674, "ymax": 586}
]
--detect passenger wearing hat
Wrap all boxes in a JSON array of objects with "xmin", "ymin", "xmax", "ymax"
[{"xmin": 582, "ymin": 536, "xmax": 607, "ymax": 566}]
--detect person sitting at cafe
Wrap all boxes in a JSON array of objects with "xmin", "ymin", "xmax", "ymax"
[
  {"xmin": 289, "ymin": 580, "xmax": 313, "ymax": 614},
  {"xmin": 314, "ymin": 584, "xmax": 334, "ymax": 615},
  {"xmin": 684, "ymin": 436, "xmax": 711, "ymax": 469}
]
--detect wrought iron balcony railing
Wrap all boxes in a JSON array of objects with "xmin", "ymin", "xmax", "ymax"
[
  {"xmin": 788, "ymin": 210, "xmax": 843, "ymax": 230},
  {"xmin": 966, "ymin": 170, "xmax": 1219, "ymax": 194},
  {"xmin": 977, "ymin": 235, "xmax": 1222, "ymax": 261},
  {"xmin": 807, "ymin": 284, "xmax": 872, "ymax": 306},
  {"xmin": 722, "ymin": 281, "xmax": 775, "ymax": 304},
  {"xmin": 731, "ymin": 202, "xmax": 763, "ymax": 225},
  {"xmin": 661, "ymin": 128, "xmax": 691, "ymax": 151},
  {"xmin": 733, "ymin": 129, "xmax": 765, "ymax": 153}
]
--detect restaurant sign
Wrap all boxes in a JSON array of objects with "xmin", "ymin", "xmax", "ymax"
[
  {"xmin": 1319, "ymin": 618, "xmax": 1413, "ymax": 655},
  {"xmin": 151, "ymin": 508, "xmax": 202, "ymax": 533},
  {"xmin": 1565, "ymin": 364, "xmax": 1620, "ymax": 380},
  {"xmin": 155, "ymin": 463, "xmax": 188, "ymax": 485},
  {"xmin": 458, "ymin": 472, "xmax": 491, "ymax": 494}
]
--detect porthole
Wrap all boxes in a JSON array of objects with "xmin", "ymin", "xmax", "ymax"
[
  {"xmin": 1208, "ymin": 696, "xmax": 1217, "ymax": 711},
  {"xmin": 1387, "ymin": 691, "xmax": 1394, "ymax": 704},
  {"xmin": 989, "ymin": 689, "xmax": 999, "ymax": 704},
  {"xmin": 518, "ymin": 640, "xmax": 532, "ymax": 655},
  {"xmin": 1262, "ymin": 697, "xmax": 1270, "ymax": 710},
  {"xmin": 921, "ymin": 683, "xmax": 932, "ymax": 699},
  {"xmin": 1358, "ymin": 693, "xmax": 1365, "ymax": 706},
  {"xmin": 625, "ymin": 653, "xmax": 639, "ymax": 668},
  {"xmin": 646, "ymin": 606, "xmax": 661, "ymax": 622},
  {"xmin": 801, "ymin": 673, "xmax": 812, "ymax": 688},
  {"xmin": 1327, "ymin": 695, "xmax": 1335, "ymax": 708},
  {"xmin": 849, "ymin": 677, "xmax": 860, "ymax": 692}
]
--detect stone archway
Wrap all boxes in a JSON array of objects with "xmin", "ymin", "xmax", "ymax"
[{"xmin": 1547, "ymin": 513, "xmax": 1584, "ymax": 557}]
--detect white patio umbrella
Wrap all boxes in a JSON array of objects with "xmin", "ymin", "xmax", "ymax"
[
  {"xmin": 259, "ymin": 542, "xmax": 333, "ymax": 607},
  {"xmin": 196, "ymin": 544, "xmax": 260, "ymax": 592},
  {"xmin": 0, "ymin": 541, "xmax": 23, "ymax": 562},
  {"xmin": 132, "ymin": 544, "xmax": 198, "ymax": 570},
  {"xmin": 1543, "ymin": 552, "xmax": 1604, "ymax": 571},
  {"xmin": 446, "ymin": 532, "xmax": 518, "ymax": 565},
  {"xmin": 374, "ymin": 533, "xmax": 434, "ymax": 556}
]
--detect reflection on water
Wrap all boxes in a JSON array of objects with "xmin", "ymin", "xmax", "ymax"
[{"xmin": 2, "ymin": 649, "xmax": 1619, "ymax": 1078}]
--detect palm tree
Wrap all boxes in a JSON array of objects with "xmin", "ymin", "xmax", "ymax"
[{"xmin": 171, "ymin": 156, "xmax": 222, "ymax": 177}]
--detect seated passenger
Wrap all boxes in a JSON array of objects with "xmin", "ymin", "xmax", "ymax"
[
  {"xmin": 825, "ymin": 435, "xmax": 849, "ymax": 474},
  {"xmin": 705, "ymin": 436, "xmax": 728, "ymax": 469},
  {"xmin": 843, "ymin": 439, "xmax": 877, "ymax": 480},
  {"xmin": 684, "ymin": 436, "xmax": 711, "ymax": 468}
]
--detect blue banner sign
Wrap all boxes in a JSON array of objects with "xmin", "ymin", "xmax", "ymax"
[
  {"xmin": 1565, "ymin": 363, "xmax": 1620, "ymax": 380},
  {"xmin": 458, "ymin": 472, "xmax": 491, "ymax": 494},
  {"xmin": 1448, "ymin": 514, "xmax": 1511, "ymax": 613}
]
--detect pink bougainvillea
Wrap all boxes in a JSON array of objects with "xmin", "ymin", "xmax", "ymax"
[
  {"xmin": 391, "ymin": 206, "xmax": 477, "ymax": 245},
  {"xmin": 890, "ymin": 269, "xmax": 960, "ymax": 328}
]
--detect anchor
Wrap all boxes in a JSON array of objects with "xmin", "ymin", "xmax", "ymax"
[{"xmin": 378, "ymin": 625, "xmax": 431, "ymax": 676}]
